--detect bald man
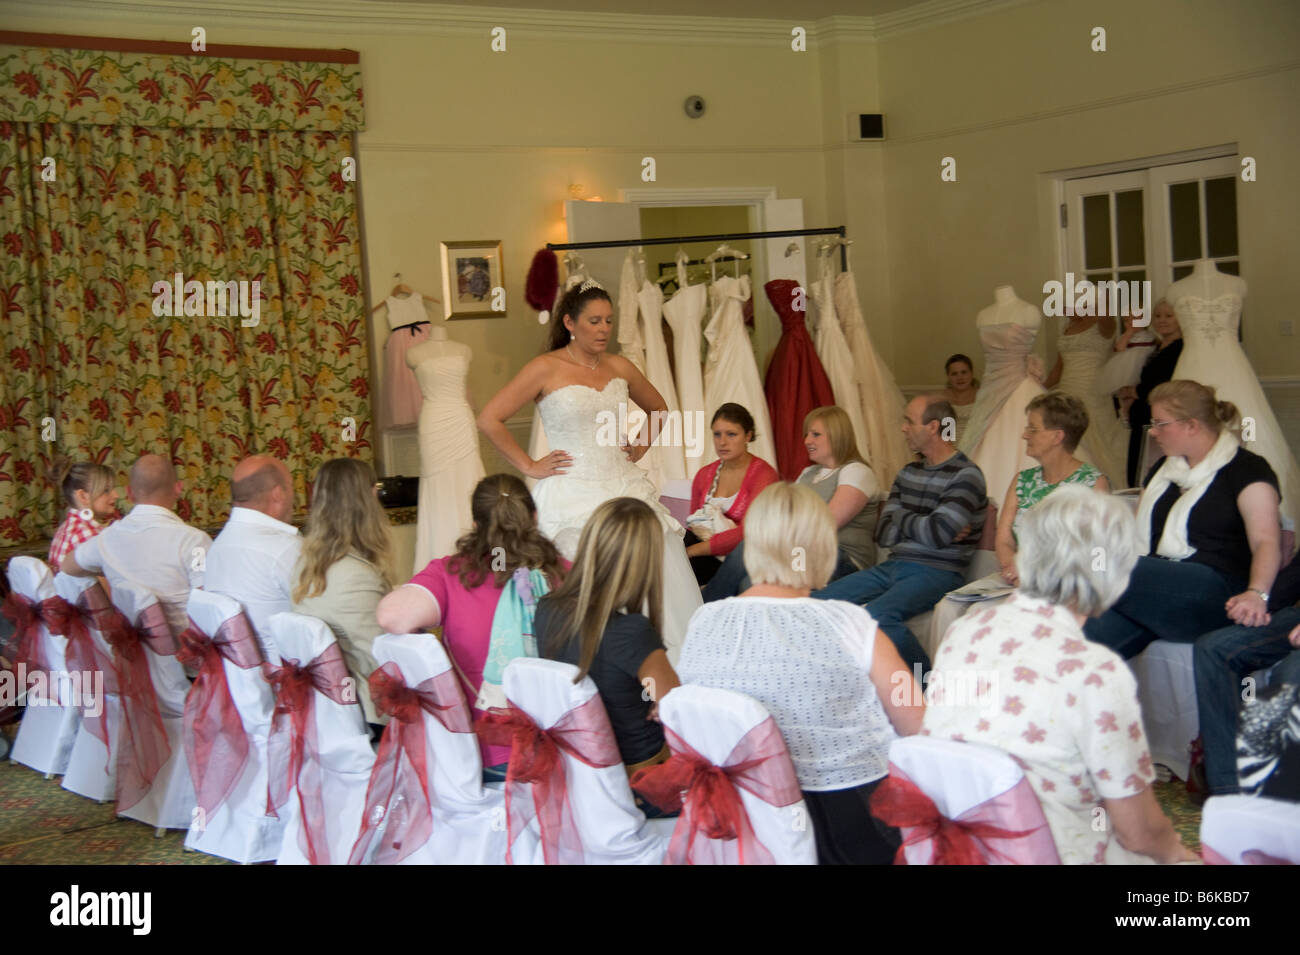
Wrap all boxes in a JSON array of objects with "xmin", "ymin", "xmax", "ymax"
[
  {"xmin": 63, "ymin": 454, "xmax": 212, "ymax": 636},
  {"xmin": 204, "ymin": 455, "xmax": 301, "ymax": 639}
]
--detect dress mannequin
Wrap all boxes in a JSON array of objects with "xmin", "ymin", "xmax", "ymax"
[
  {"xmin": 407, "ymin": 327, "xmax": 486, "ymax": 572},
  {"xmin": 1169, "ymin": 260, "xmax": 1300, "ymax": 529},
  {"xmin": 959, "ymin": 287, "xmax": 1046, "ymax": 504}
]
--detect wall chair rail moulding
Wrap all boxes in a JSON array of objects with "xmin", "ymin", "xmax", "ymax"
[{"xmin": 0, "ymin": 34, "xmax": 370, "ymax": 544}]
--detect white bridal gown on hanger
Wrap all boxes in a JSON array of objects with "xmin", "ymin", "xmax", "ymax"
[
  {"xmin": 637, "ymin": 278, "xmax": 688, "ymax": 483},
  {"xmin": 662, "ymin": 258, "xmax": 709, "ymax": 480},
  {"xmin": 1172, "ymin": 292, "xmax": 1300, "ymax": 530},
  {"xmin": 530, "ymin": 378, "xmax": 701, "ymax": 662},
  {"xmin": 958, "ymin": 323, "xmax": 1046, "ymax": 506},
  {"xmin": 809, "ymin": 266, "xmax": 870, "ymax": 465},
  {"xmin": 702, "ymin": 274, "xmax": 777, "ymax": 470},
  {"xmin": 413, "ymin": 350, "xmax": 486, "ymax": 572}
]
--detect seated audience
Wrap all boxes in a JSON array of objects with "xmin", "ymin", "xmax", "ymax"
[
  {"xmin": 679, "ymin": 482, "xmax": 924, "ymax": 865},
  {"xmin": 536, "ymin": 497, "xmax": 679, "ymax": 775},
  {"xmin": 924, "ymin": 486, "xmax": 1196, "ymax": 864},
  {"xmin": 813, "ymin": 395, "xmax": 988, "ymax": 675},
  {"xmin": 290, "ymin": 458, "xmax": 393, "ymax": 729},
  {"xmin": 1084, "ymin": 380, "xmax": 1280, "ymax": 659},
  {"xmin": 1194, "ymin": 547, "xmax": 1300, "ymax": 795},
  {"xmin": 684, "ymin": 403, "xmax": 778, "ymax": 585},
  {"xmin": 376, "ymin": 473, "xmax": 566, "ymax": 777},
  {"xmin": 204, "ymin": 455, "xmax": 300, "ymax": 639},
  {"xmin": 62, "ymin": 453, "xmax": 211, "ymax": 635},
  {"xmin": 704, "ymin": 405, "xmax": 878, "ymax": 600},
  {"xmin": 48, "ymin": 459, "xmax": 119, "ymax": 569}
]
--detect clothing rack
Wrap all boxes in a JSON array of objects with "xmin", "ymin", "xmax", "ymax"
[{"xmin": 548, "ymin": 225, "xmax": 849, "ymax": 271}]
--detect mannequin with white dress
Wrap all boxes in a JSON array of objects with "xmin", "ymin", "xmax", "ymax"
[
  {"xmin": 958, "ymin": 287, "xmax": 1046, "ymax": 506},
  {"xmin": 408, "ymin": 326, "xmax": 486, "ymax": 573},
  {"xmin": 662, "ymin": 249, "xmax": 709, "ymax": 479},
  {"xmin": 1048, "ymin": 318, "xmax": 1127, "ymax": 487},
  {"xmin": 1169, "ymin": 260, "xmax": 1300, "ymax": 529}
]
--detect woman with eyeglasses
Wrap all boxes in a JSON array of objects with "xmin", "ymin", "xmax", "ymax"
[{"xmin": 1084, "ymin": 379, "xmax": 1281, "ymax": 660}]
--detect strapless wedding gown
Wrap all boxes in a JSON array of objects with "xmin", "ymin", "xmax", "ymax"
[
  {"xmin": 1173, "ymin": 293, "xmax": 1300, "ymax": 529},
  {"xmin": 958, "ymin": 323, "xmax": 1045, "ymax": 504},
  {"xmin": 414, "ymin": 351, "xmax": 486, "ymax": 572},
  {"xmin": 1056, "ymin": 326, "xmax": 1125, "ymax": 487},
  {"xmin": 531, "ymin": 378, "xmax": 702, "ymax": 661}
]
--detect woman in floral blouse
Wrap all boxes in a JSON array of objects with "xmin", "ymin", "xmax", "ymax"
[{"xmin": 922, "ymin": 486, "xmax": 1195, "ymax": 864}]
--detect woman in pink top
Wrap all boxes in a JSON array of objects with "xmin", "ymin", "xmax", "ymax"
[{"xmin": 376, "ymin": 474, "xmax": 566, "ymax": 776}]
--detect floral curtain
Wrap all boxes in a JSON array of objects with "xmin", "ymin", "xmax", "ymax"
[{"xmin": 0, "ymin": 43, "xmax": 369, "ymax": 543}]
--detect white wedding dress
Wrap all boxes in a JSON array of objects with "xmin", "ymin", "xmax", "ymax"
[
  {"xmin": 809, "ymin": 271, "xmax": 871, "ymax": 466},
  {"xmin": 1173, "ymin": 293, "xmax": 1300, "ymax": 530},
  {"xmin": 663, "ymin": 269, "xmax": 709, "ymax": 481},
  {"xmin": 1056, "ymin": 325, "xmax": 1126, "ymax": 487},
  {"xmin": 702, "ymin": 274, "xmax": 777, "ymax": 470},
  {"xmin": 637, "ymin": 280, "xmax": 688, "ymax": 483},
  {"xmin": 414, "ymin": 351, "xmax": 486, "ymax": 572},
  {"xmin": 531, "ymin": 378, "xmax": 702, "ymax": 662}
]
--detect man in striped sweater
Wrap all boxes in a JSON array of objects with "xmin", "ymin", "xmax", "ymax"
[{"xmin": 814, "ymin": 395, "xmax": 987, "ymax": 675}]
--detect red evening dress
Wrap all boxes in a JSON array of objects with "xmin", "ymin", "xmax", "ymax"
[{"xmin": 763, "ymin": 279, "xmax": 835, "ymax": 481}]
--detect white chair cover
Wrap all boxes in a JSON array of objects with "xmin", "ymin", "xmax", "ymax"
[
  {"xmin": 7, "ymin": 557, "xmax": 81, "ymax": 775},
  {"xmin": 1201, "ymin": 794, "xmax": 1300, "ymax": 864},
  {"xmin": 354, "ymin": 633, "xmax": 507, "ymax": 865},
  {"xmin": 267, "ymin": 611, "xmax": 375, "ymax": 865},
  {"xmin": 502, "ymin": 657, "xmax": 669, "ymax": 864},
  {"xmin": 109, "ymin": 582, "xmax": 196, "ymax": 829},
  {"xmin": 657, "ymin": 685, "xmax": 817, "ymax": 864},
  {"xmin": 183, "ymin": 589, "xmax": 285, "ymax": 863},
  {"xmin": 887, "ymin": 735, "xmax": 1061, "ymax": 864},
  {"xmin": 54, "ymin": 573, "xmax": 121, "ymax": 802},
  {"xmin": 1130, "ymin": 640, "xmax": 1198, "ymax": 780}
]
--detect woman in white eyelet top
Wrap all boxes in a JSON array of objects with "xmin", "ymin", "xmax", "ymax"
[{"xmin": 677, "ymin": 482, "xmax": 925, "ymax": 864}]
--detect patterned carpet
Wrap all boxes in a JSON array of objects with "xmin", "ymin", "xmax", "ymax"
[{"xmin": 0, "ymin": 718, "xmax": 1201, "ymax": 864}]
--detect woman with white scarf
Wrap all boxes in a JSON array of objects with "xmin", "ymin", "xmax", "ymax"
[{"xmin": 1084, "ymin": 380, "xmax": 1281, "ymax": 658}]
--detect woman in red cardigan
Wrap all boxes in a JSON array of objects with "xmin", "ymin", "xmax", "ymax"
[{"xmin": 684, "ymin": 403, "xmax": 780, "ymax": 585}]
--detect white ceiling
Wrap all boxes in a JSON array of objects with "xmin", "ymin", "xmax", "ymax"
[{"xmin": 361, "ymin": 0, "xmax": 934, "ymax": 18}]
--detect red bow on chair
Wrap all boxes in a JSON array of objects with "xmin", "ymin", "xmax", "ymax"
[
  {"xmin": 348, "ymin": 662, "xmax": 473, "ymax": 865},
  {"xmin": 96, "ymin": 597, "xmax": 173, "ymax": 813},
  {"xmin": 41, "ymin": 591, "xmax": 119, "ymax": 752},
  {"xmin": 869, "ymin": 771, "xmax": 1047, "ymax": 865},
  {"xmin": 263, "ymin": 642, "xmax": 357, "ymax": 866},
  {"xmin": 632, "ymin": 717, "xmax": 802, "ymax": 865},
  {"xmin": 1, "ymin": 591, "xmax": 61, "ymax": 676},
  {"xmin": 177, "ymin": 613, "xmax": 263, "ymax": 817},
  {"xmin": 476, "ymin": 695, "xmax": 620, "ymax": 865}
]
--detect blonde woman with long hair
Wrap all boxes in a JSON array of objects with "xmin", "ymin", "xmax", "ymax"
[
  {"xmin": 291, "ymin": 458, "xmax": 395, "ymax": 731},
  {"xmin": 535, "ymin": 497, "xmax": 679, "ymax": 774}
]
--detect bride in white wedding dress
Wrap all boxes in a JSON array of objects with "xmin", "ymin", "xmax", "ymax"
[{"xmin": 476, "ymin": 279, "xmax": 702, "ymax": 661}]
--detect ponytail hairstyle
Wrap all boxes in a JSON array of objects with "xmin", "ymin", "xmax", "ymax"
[
  {"xmin": 48, "ymin": 457, "xmax": 114, "ymax": 510},
  {"xmin": 540, "ymin": 497, "xmax": 663, "ymax": 684},
  {"xmin": 445, "ymin": 473, "xmax": 565, "ymax": 590},
  {"xmin": 544, "ymin": 280, "xmax": 612, "ymax": 352},
  {"xmin": 1148, "ymin": 379, "xmax": 1241, "ymax": 436}
]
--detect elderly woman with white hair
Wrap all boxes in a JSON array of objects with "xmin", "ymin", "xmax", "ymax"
[
  {"xmin": 678, "ymin": 482, "xmax": 925, "ymax": 865},
  {"xmin": 922, "ymin": 486, "xmax": 1195, "ymax": 864}
]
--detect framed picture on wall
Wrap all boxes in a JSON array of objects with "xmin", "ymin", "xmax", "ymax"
[{"xmin": 439, "ymin": 240, "xmax": 506, "ymax": 319}]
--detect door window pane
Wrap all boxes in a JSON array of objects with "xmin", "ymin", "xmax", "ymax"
[
  {"xmin": 1083, "ymin": 194, "xmax": 1112, "ymax": 270},
  {"xmin": 1169, "ymin": 181, "xmax": 1202, "ymax": 262},
  {"xmin": 1115, "ymin": 190, "xmax": 1145, "ymax": 267},
  {"xmin": 1204, "ymin": 177, "xmax": 1238, "ymax": 258},
  {"xmin": 1216, "ymin": 259, "xmax": 1240, "ymax": 276}
]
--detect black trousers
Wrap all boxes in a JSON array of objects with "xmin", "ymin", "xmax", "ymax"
[
  {"xmin": 801, "ymin": 778, "xmax": 901, "ymax": 865},
  {"xmin": 683, "ymin": 530, "xmax": 724, "ymax": 585}
]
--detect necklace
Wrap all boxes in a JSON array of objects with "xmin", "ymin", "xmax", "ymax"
[{"xmin": 566, "ymin": 343, "xmax": 599, "ymax": 370}]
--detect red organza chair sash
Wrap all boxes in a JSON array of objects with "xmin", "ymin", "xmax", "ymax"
[
  {"xmin": 631, "ymin": 716, "xmax": 801, "ymax": 865},
  {"xmin": 1, "ymin": 591, "xmax": 60, "ymax": 676},
  {"xmin": 91, "ymin": 593, "xmax": 172, "ymax": 813},
  {"xmin": 348, "ymin": 662, "xmax": 473, "ymax": 865},
  {"xmin": 263, "ymin": 641, "xmax": 357, "ymax": 866},
  {"xmin": 41, "ymin": 591, "xmax": 119, "ymax": 750},
  {"xmin": 177, "ymin": 613, "xmax": 263, "ymax": 816},
  {"xmin": 476, "ymin": 694, "xmax": 620, "ymax": 864},
  {"xmin": 869, "ymin": 767, "xmax": 1058, "ymax": 865}
]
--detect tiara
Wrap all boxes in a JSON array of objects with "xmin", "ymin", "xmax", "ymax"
[{"xmin": 579, "ymin": 277, "xmax": 603, "ymax": 293}]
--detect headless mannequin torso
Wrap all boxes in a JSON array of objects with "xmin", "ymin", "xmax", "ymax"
[
  {"xmin": 1166, "ymin": 258, "xmax": 1247, "ymax": 304},
  {"xmin": 977, "ymin": 285, "xmax": 1042, "ymax": 329}
]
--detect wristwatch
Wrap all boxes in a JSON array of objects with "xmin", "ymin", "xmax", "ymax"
[{"xmin": 1249, "ymin": 588, "xmax": 1270, "ymax": 603}]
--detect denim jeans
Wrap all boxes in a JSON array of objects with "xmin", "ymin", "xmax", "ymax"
[
  {"xmin": 812, "ymin": 558, "xmax": 964, "ymax": 674},
  {"xmin": 1193, "ymin": 605, "xmax": 1300, "ymax": 794},
  {"xmin": 1083, "ymin": 557, "xmax": 1242, "ymax": 660},
  {"xmin": 701, "ymin": 541, "xmax": 858, "ymax": 603}
]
